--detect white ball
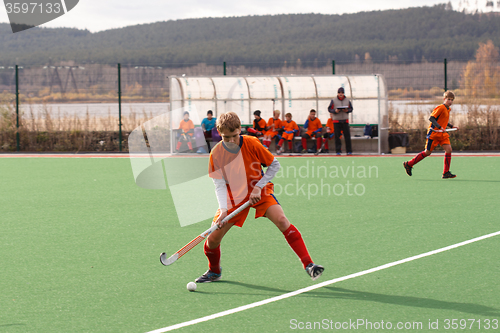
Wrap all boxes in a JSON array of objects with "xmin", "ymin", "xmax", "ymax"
[{"xmin": 186, "ymin": 282, "xmax": 197, "ymax": 292}]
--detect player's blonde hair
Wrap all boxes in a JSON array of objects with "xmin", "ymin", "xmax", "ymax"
[
  {"xmin": 274, "ymin": 110, "xmax": 281, "ymax": 116},
  {"xmin": 444, "ymin": 91, "xmax": 455, "ymax": 100},
  {"xmin": 217, "ymin": 112, "xmax": 241, "ymax": 132}
]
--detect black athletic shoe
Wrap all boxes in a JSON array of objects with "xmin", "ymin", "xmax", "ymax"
[
  {"xmin": 442, "ymin": 171, "xmax": 457, "ymax": 179},
  {"xmin": 195, "ymin": 268, "xmax": 222, "ymax": 283},
  {"xmin": 305, "ymin": 263, "xmax": 324, "ymax": 281},
  {"xmin": 403, "ymin": 161, "xmax": 412, "ymax": 177}
]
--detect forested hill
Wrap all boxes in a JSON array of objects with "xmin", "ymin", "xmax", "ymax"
[{"xmin": 1, "ymin": 4, "xmax": 500, "ymax": 67}]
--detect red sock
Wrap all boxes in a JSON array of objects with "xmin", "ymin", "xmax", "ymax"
[
  {"xmin": 288, "ymin": 141, "xmax": 292, "ymax": 150},
  {"xmin": 408, "ymin": 151, "xmax": 427, "ymax": 167},
  {"xmin": 278, "ymin": 139, "xmax": 284, "ymax": 147},
  {"xmin": 283, "ymin": 224, "xmax": 313, "ymax": 269},
  {"xmin": 444, "ymin": 152, "xmax": 451, "ymax": 173},
  {"xmin": 176, "ymin": 141, "xmax": 182, "ymax": 150},
  {"xmin": 187, "ymin": 141, "xmax": 193, "ymax": 150},
  {"xmin": 266, "ymin": 139, "xmax": 271, "ymax": 148},
  {"xmin": 324, "ymin": 139, "xmax": 329, "ymax": 150},
  {"xmin": 316, "ymin": 137, "xmax": 322, "ymax": 149},
  {"xmin": 302, "ymin": 137, "xmax": 307, "ymax": 149},
  {"xmin": 204, "ymin": 242, "xmax": 221, "ymax": 274}
]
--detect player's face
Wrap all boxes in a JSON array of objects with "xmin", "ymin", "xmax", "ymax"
[
  {"xmin": 286, "ymin": 116, "xmax": 291, "ymax": 122},
  {"xmin": 183, "ymin": 114, "xmax": 189, "ymax": 120},
  {"xmin": 309, "ymin": 112, "xmax": 316, "ymax": 120},
  {"xmin": 220, "ymin": 127, "xmax": 241, "ymax": 148},
  {"xmin": 444, "ymin": 98, "xmax": 454, "ymax": 107},
  {"xmin": 274, "ymin": 112, "xmax": 280, "ymax": 119},
  {"xmin": 338, "ymin": 92, "xmax": 345, "ymax": 98},
  {"xmin": 207, "ymin": 114, "xmax": 213, "ymax": 120}
]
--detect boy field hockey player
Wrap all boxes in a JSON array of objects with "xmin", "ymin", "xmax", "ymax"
[
  {"xmin": 262, "ymin": 110, "xmax": 282, "ymax": 149},
  {"xmin": 276, "ymin": 113, "xmax": 299, "ymax": 154},
  {"xmin": 403, "ymin": 91, "xmax": 459, "ymax": 179},
  {"xmin": 301, "ymin": 109, "xmax": 323, "ymax": 154},
  {"xmin": 196, "ymin": 112, "xmax": 324, "ymax": 283}
]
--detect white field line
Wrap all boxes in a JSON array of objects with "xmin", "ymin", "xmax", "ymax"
[{"xmin": 147, "ymin": 230, "xmax": 500, "ymax": 333}]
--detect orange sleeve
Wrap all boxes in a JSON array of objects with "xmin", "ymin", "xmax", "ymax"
[
  {"xmin": 327, "ymin": 119, "xmax": 334, "ymax": 131},
  {"xmin": 267, "ymin": 118, "xmax": 273, "ymax": 128},
  {"xmin": 260, "ymin": 119, "xmax": 267, "ymax": 129},
  {"xmin": 430, "ymin": 105, "xmax": 444, "ymax": 119}
]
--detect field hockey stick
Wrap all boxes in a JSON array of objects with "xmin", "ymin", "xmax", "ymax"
[
  {"xmin": 431, "ymin": 128, "xmax": 458, "ymax": 133},
  {"xmin": 315, "ymin": 138, "xmax": 325, "ymax": 155},
  {"xmin": 160, "ymin": 201, "xmax": 251, "ymax": 266}
]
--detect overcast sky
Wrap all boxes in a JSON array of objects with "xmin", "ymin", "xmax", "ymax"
[{"xmin": 1, "ymin": 0, "xmax": 455, "ymax": 32}]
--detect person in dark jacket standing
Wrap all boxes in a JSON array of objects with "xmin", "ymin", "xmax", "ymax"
[{"xmin": 327, "ymin": 87, "xmax": 353, "ymax": 155}]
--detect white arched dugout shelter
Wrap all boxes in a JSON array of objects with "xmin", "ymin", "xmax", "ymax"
[{"xmin": 170, "ymin": 75, "xmax": 389, "ymax": 154}]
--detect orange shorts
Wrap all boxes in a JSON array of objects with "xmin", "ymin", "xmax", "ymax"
[
  {"xmin": 213, "ymin": 194, "xmax": 279, "ymax": 227},
  {"xmin": 281, "ymin": 132, "xmax": 294, "ymax": 141},
  {"xmin": 425, "ymin": 136, "xmax": 450, "ymax": 152},
  {"xmin": 264, "ymin": 130, "xmax": 279, "ymax": 139}
]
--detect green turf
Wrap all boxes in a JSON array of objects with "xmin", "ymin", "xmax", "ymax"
[{"xmin": 0, "ymin": 156, "xmax": 499, "ymax": 332}]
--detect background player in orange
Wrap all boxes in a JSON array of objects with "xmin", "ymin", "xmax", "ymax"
[
  {"xmin": 196, "ymin": 112, "xmax": 324, "ymax": 283},
  {"xmin": 175, "ymin": 111, "xmax": 194, "ymax": 152},
  {"xmin": 316, "ymin": 112, "xmax": 342, "ymax": 154},
  {"xmin": 246, "ymin": 110, "xmax": 267, "ymax": 138},
  {"xmin": 301, "ymin": 109, "xmax": 323, "ymax": 154},
  {"xmin": 403, "ymin": 91, "xmax": 459, "ymax": 179},
  {"xmin": 276, "ymin": 113, "xmax": 299, "ymax": 154},
  {"xmin": 262, "ymin": 110, "xmax": 282, "ymax": 149}
]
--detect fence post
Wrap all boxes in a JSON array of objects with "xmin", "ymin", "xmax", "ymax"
[
  {"xmin": 444, "ymin": 58, "xmax": 447, "ymax": 92},
  {"xmin": 117, "ymin": 63, "xmax": 122, "ymax": 152},
  {"xmin": 223, "ymin": 61, "xmax": 226, "ymax": 75},
  {"xmin": 15, "ymin": 65, "xmax": 20, "ymax": 152},
  {"xmin": 332, "ymin": 60, "xmax": 335, "ymax": 75}
]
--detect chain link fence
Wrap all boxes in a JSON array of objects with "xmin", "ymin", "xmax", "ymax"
[{"xmin": 1, "ymin": 58, "xmax": 499, "ymax": 152}]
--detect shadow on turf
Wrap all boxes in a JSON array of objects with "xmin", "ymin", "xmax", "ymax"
[
  {"xmin": 307, "ymin": 287, "xmax": 500, "ymax": 317},
  {"xmin": 214, "ymin": 280, "xmax": 291, "ymax": 295}
]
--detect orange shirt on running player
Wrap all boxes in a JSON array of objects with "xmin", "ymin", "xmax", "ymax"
[
  {"xmin": 179, "ymin": 119, "xmax": 194, "ymax": 136},
  {"xmin": 427, "ymin": 104, "xmax": 451, "ymax": 141},
  {"xmin": 209, "ymin": 135, "xmax": 275, "ymax": 208}
]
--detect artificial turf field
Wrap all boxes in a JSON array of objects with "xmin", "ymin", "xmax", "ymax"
[{"xmin": 1, "ymin": 155, "xmax": 499, "ymax": 333}]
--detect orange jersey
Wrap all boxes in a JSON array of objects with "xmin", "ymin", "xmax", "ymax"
[
  {"xmin": 305, "ymin": 117, "xmax": 322, "ymax": 135},
  {"xmin": 427, "ymin": 104, "xmax": 451, "ymax": 140},
  {"xmin": 253, "ymin": 118, "xmax": 267, "ymax": 132},
  {"xmin": 282, "ymin": 120, "xmax": 299, "ymax": 133},
  {"xmin": 326, "ymin": 119, "xmax": 335, "ymax": 133},
  {"xmin": 282, "ymin": 120, "xmax": 299, "ymax": 140},
  {"xmin": 209, "ymin": 135, "xmax": 275, "ymax": 208},
  {"xmin": 179, "ymin": 119, "xmax": 194, "ymax": 136},
  {"xmin": 265, "ymin": 117, "xmax": 282, "ymax": 137}
]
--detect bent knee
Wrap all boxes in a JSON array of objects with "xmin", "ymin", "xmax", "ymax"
[{"xmin": 275, "ymin": 215, "xmax": 290, "ymax": 232}]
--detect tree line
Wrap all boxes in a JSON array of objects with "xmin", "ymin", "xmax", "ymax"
[{"xmin": 1, "ymin": 4, "xmax": 500, "ymax": 67}]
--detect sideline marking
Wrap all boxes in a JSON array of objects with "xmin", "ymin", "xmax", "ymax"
[
  {"xmin": 147, "ymin": 230, "xmax": 500, "ymax": 333},
  {"xmin": 1, "ymin": 153, "xmax": 500, "ymax": 158}
]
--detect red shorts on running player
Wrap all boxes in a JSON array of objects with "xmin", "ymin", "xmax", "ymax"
[
  {"xmin": 425, "ymin": 135, "xmax": 450, "ymax": 152},
  {"xmin": 213, "ymin": 194, "xmax": 279, "ymax": 227}
]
